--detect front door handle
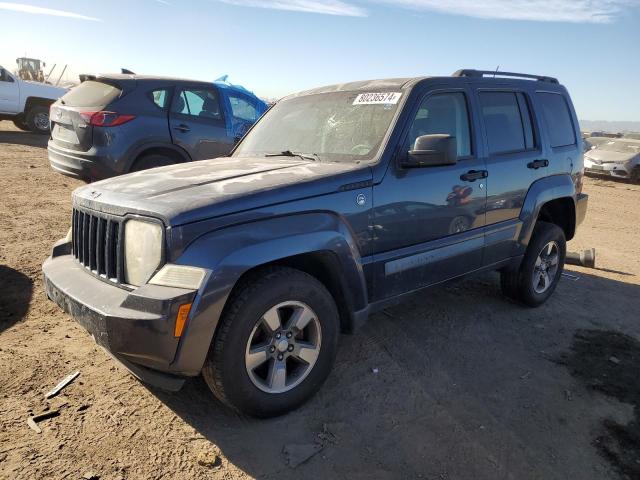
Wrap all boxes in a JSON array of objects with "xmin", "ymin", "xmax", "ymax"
[
  {"xmin": 527, "ymin": 159, "xmax": 549, "ymax": 169},
  {"xmin": 174, "ymin": 124, "xmax": 190, "ymax": 133},
  {"xmin": 460, "ymin": 170, "xmax": 488, "ymax": 182}
]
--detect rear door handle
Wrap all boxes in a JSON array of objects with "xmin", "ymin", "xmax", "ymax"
[
  {"xmin": 174, "ymin": 124, "xmax": 190, "ymax": 133},
  {"xmin": 527, "ymin": 159, "xmax": 549, "ymax": 169},
  {"xmin": 460, "ymin": 170, "xmax": 488, "ymax": 182}
]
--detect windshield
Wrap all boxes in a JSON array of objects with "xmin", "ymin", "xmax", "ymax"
[
  {"xmin": 233, "ymin": 91, "xmax": 403, "ymax": 162},
  {"xmin": 597, "ymin": 140, "xmax": 640, "ymax": 155}
]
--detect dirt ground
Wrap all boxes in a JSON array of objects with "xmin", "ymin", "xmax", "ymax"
[{"xmin": 1, "ymin": 120, "xmax": 639, "ymax": 480}]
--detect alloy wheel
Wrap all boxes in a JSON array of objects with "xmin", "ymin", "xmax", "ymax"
[
  {"xmin": 532, "ymin": 241, "xmax": 560, "ymax": 294},
  {"xmin": 244, "ymin": 301, "xmax": 322, "ymax": 394}
]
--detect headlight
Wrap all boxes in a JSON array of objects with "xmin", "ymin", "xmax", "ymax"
[{"xmin": 124, "ymin": 219, "xmax": 163, "ymax": 286}]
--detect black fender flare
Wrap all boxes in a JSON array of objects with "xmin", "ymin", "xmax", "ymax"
[
  {"xmin": 169, "ymin": 212, "xmax": 368, "ymax": 375},
  {"xmin": 518, "ymin": 173, "xmax": 576, "ymax": 248}
]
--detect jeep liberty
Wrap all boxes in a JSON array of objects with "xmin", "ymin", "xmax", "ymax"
[{"xmin": 43, "ymin": 69, "xmax": 589, "ymax": 417}]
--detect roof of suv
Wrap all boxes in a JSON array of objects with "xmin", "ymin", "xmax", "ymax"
[
  {"xmin": 289, "ymin": 69, "xmax": 562, "ymax": 98},
  {"xmin": 80, "ymin": 73, "xmax": 261, "ymax": 97}
]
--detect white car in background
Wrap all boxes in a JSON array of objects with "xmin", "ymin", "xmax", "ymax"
[
  {"xmin": 584, "ymin": 138, "xmax": 640, "ymax": 183},
  {"xmin": 0, "ymin": 65, "xmax": 67, "ymax": 134}
]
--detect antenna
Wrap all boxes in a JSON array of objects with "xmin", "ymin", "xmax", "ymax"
[{"xmin": 494, "ymin": 65, "xmax": 500, "ymax": 78}]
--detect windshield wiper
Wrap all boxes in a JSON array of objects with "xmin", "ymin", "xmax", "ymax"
[{"xmin": 265, "ymin": 150, "xmax": 319, "ymax": 162}]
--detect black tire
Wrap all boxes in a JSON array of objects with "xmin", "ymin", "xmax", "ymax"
[
  {"xmin": 202, "ymin": 267, "xmax": 339, "ymax": 418},
  {"xmin": 130, "ymin": 154, "xmax": 175, "ymax": 172},
  {"xmin": 631, "ymin": 167, "xmax": 640, "ymax": 184},
  {"xmin": 500, "ymin": 221, "xmax": 566, "ymax": 307},
  {"xmin": 25, "ymin": 106, "xmax": 50, "ymax": 134},
  {"xmin": 12, "ymin": 117, "xmax": 29, "ymax": 131}
]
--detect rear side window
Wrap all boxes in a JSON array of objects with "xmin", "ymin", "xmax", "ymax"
[
  {"xmin": 228, "ymin": 94, "xmax": 260, "ymax": 122},
  {"xmin": 150, "ymin": 89, "xmax": 170, "ymax": 109},
  {"xmin": 537, "ymin": 93, "xmax": 576, "ymax": 147},
  {"xmin": 172, "ymin": 88, "xmax": 221, "ymax": 120},
  {"xmin": 61, "ymin": 80, "xmax": 121, "ymax": 107},
  {"xmin": 479, "ymin": 91, "xmax": 535, "ymax": 155}
]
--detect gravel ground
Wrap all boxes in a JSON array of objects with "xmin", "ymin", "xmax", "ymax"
[{"xmin": 1, "ymin": 120, "xmax": 639, "ymax": 480}]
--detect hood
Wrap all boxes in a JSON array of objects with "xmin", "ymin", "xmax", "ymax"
[
  {"xmin": 585, "ymin": 149, "xmax": 636, "ymax": 164},
  {"xmin": 73, "ymin": 156, "xmax": 372, "ymax": 226},
  {"xmin": 23, "ymin": 80, "xmax": 67, "ymax": 98}
]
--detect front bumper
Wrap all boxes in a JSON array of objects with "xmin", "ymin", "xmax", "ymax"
[
  {"xmin": 43, "ymin": 249, "xmax": 197, "ymax": 391},
  {"xmin": 584, "ymin": 158, "xmax": 632, "ymax": 178}
]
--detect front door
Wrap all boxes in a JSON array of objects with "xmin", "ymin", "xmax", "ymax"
[
  {"xmin": 0, "ymin": 68, "xmax": 19, "ymax": 113},
  {"xmin": 169, "ymin": 86, "xmax": 233, "ymax": 160},
  {"xmin": 372, "ymin": 89, "xmax": 487, "ymax": 301}
]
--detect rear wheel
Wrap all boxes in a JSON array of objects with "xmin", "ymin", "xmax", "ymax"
[
  {"xmin": 130, "ymin": 153, "xmax": 175, "ymax": 172},
  {"xmin": 25, "ymin": 106, "xmax": 50, "ymax": 134},
  {"xmin": 12, "ymin": 117, "xmax": 29, "ymax": 131},
  {"xmin": 500, "ymin": 221, "xmax": 566, "ymax": 307},
  {"xmin": 202, "ymin": 267, "xmax": 339, "ymax": 418}
]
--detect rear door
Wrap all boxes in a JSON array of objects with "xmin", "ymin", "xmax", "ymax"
[
  {"xmin": 475, "ymin": 88, "xmax": 541, "ymax": 265},
  {"xmin": 49, "ymin": 80, "xmax": 123, "ymax": 152},
  {"xmin": 169, "ymin": 86, "xmax": 231, "ymax": 160}
]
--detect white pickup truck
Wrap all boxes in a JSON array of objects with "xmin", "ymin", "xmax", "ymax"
[{"xmin": 0, "ymin": 65, "xmax": 67, "ymax": 134}]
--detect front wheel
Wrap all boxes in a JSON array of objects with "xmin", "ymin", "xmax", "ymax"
[
  {"xmin": 202, "ymin": 267, "xmax": 339, "ymax": 417},
  {"xmin": 501, "ymin": 221, "xmax": 566, "ymax": 307}
]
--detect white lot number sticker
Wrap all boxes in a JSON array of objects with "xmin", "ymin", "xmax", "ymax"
[{"xmin": 353, "ymin": 92, "xmax": 402, "ymax": 105}]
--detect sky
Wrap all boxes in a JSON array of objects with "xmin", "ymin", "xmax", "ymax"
[{"xmin": 1, "ymin": 0, "xmax": 639, "ymax": 121}]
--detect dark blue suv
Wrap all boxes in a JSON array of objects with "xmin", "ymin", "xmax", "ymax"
[
  {"xmin": 44, "ymin": 70, "xmax": 588, "ymax": 417},
  {"xmin": 47, "ymin": 74, "xmax": 267, "ymax": 182}
]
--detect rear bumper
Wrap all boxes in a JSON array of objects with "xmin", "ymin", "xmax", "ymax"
[
  {"xmin": 48, "ymin": 142, "xmax": 118, "ymax": 182},
  {"xmin": 43, "ymin": 248, "xmax": 197, "ymax": 391},
  {"xmin": 576, "ymin": 193, "xmax": 588, "ymax": 227}
]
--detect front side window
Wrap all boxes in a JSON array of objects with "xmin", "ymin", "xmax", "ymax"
[
  {"xmin": 0, "ymin": 68, "xmax": 14, "ymax": 83},
  {"xmin": 480, "ymin": 91, "xmax": 533, "ymax": 155},
  {"xmin": 405, "ymin": 92, "xmax": 471, "ymax": 157},
  {"xmin": 234, "ymin": 91, "xmax": 403, "ymax": 162},
  {"xmin": 172, "ymin": 88, "xmax": 221, "ymax": 120},
  {"xmin": 537, "ymin": 92, "xmax": 576, "ymax": 148},
  {"xmin": 228, "ymin": 94, "xmax": 259, "ymax": 122}
]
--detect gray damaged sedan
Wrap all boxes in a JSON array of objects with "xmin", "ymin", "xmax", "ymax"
[{"xmin": 584, "ymin": 138, "xmax": 640, "ymax": 182}]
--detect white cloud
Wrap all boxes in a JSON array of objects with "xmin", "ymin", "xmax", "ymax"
[
  {"xmin": 0, "ymin": 2, "xmax": 100, "ymax": 21},
  {"xmin": 376, "ymin": 0, "xmax": 635, "ymax": 23},
  {"xmin": 219, "ymin": 0, "xmax": 367, "ymax": 17}
]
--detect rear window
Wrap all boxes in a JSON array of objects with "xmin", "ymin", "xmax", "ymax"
[
  {"xmin": 537, "ymin": 93, "xmax": 576, "ymax": 148},
  {"xmin": 480, "ymin": 91, "xmax": 534, "ymax": 155},
  {"xmin": 61, "ymin": 80, "xmax": 121, "ymax": 107}
]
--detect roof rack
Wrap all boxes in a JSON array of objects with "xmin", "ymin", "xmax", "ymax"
[{"xmin": 452, "ymin": 69, "xmax": 559, "ymax": 84}]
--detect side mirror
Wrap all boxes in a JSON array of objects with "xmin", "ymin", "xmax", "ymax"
[{"xmin": 402, "ymin": 134, "xmax": 457, "ymax": 168}]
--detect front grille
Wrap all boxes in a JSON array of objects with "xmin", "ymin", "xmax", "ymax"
[{"xmin": 72, "ymin": 208, "xmax": 124, "ymax": 283}]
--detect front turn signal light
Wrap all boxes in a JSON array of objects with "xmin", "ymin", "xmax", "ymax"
[{"xmin": 174, "ymin": 303, "xmax": 192, "ymax": 338}]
